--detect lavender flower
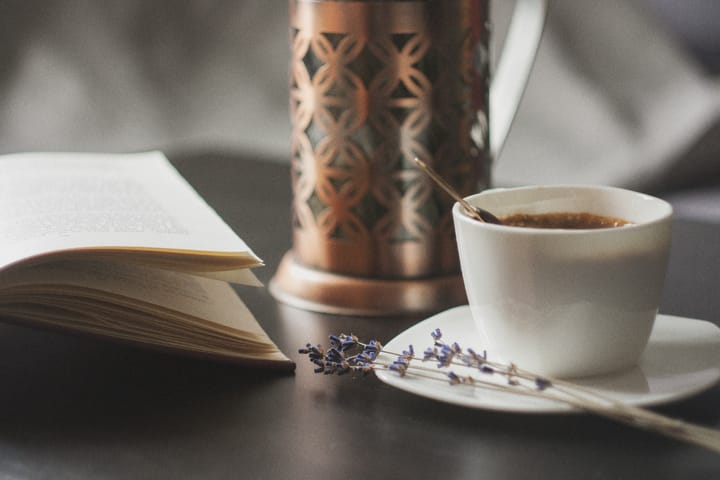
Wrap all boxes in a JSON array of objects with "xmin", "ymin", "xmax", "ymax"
[
  {"xmin": 431, "ymin": 328, "xmax": 442, "ymax": 341},
  {"xmin": 389, "ymin": 345, "xmax": 414, "ymax": 376},
  {"xmin": 535, "ymin": 377, "xmax": 552, "ymax": 391},
  {"xmin": 298, "ymin": 334, "xmax": 382, "ymax": 376}
]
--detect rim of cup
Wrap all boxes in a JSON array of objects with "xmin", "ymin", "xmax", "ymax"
[{"xmin": 453, "ymin": 184, "xmax": 673, "ymax": 234}]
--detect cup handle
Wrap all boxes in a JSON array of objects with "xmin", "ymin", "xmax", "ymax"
[{"xmin": 489, "ymin": 0, "xmax": 548, "ymax": 160}]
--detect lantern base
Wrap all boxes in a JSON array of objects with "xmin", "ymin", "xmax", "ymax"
[{"xmin": 269, "ymin": 252, "xmax": 467, "ymax": 317}]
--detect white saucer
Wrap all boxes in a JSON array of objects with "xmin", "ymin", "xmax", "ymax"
[{"xmin": 375, "ymin": 306, "xmax": 720, "ymax": 414}]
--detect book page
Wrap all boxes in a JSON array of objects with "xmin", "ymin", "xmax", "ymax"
[
  {"xmin": 0, "ymin": 260, "xmax": 290, "ymax": 363},
  {"xmin": 0, "ymin": 151, "xmax": 261, "ymax": 272}
]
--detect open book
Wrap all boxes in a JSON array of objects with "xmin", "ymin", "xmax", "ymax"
[{"xmin": 0, "ymin": 151, "xmax": 293, "ymax": 370}]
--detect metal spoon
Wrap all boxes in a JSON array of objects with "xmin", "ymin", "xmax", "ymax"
[{"xmin": 414, "ymin": 157, "xmax": 503, "ymax": 225}]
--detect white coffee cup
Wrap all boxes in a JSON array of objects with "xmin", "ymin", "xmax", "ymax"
[{"xmin": 452, "ymin": 185, "xmax": 673, "ymax": 378}]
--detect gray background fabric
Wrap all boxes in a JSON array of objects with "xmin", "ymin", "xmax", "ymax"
[
  {"xmin": 497, "ymin": 0, "xmax": 720, "ymax": 193},
  {"xmin": 1, "ymin": 1, "xmax": 719, "ymax": 194},
  {"xmin": 0, "ymin": 1, "xmax": 290, "ymax": 157}
]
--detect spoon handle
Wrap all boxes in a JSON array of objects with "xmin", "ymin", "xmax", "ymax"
[{"xmin": 414, "ymin": 158, "xmax": 501, "ymax": 224}]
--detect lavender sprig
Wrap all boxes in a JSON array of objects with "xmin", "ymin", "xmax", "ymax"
[
  {"xmin": 299, "ymin": 329, "xmax": 720, "ymax": 455},
  {"xmin": 299, "ymin": 334, "xmax": 381, "ymax": 376}
]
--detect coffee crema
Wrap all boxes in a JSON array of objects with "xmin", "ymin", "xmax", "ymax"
[{"xmin": 499, "ymin": 212, "xmax": 632, "ymax": 229}]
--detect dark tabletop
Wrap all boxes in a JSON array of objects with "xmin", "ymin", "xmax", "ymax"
[{"xmin": 0, "ymin": 151, "xmax": 718, "ymax": 479}]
